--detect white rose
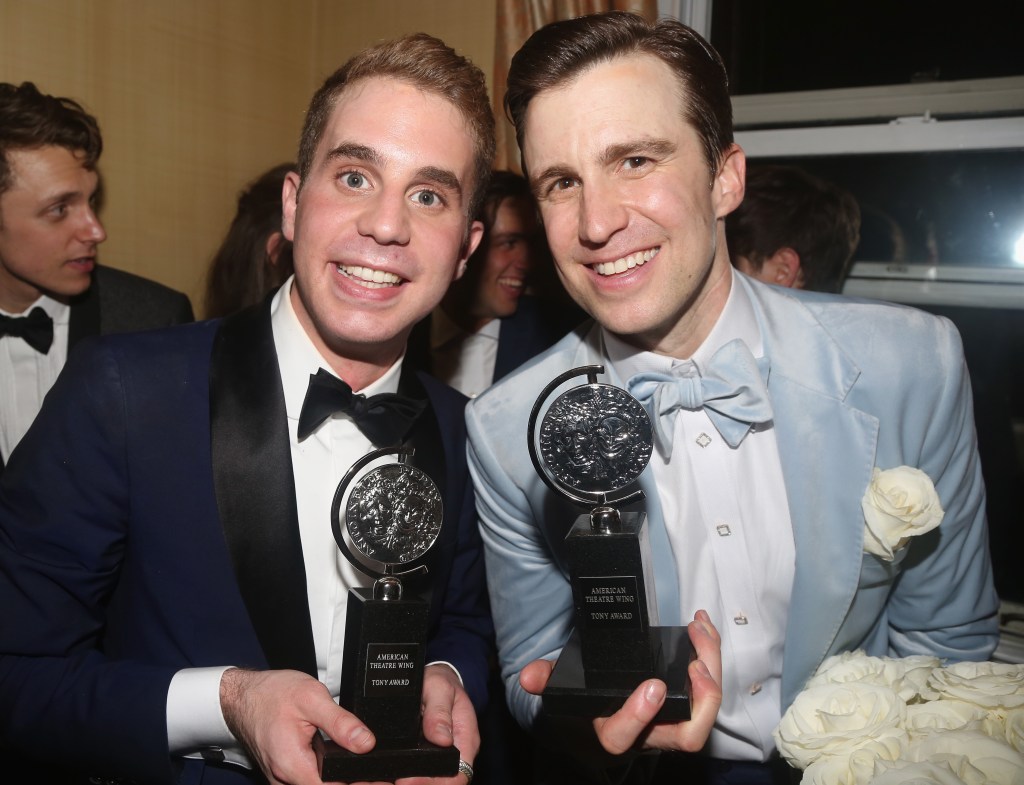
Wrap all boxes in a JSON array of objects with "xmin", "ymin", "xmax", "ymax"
[
  {"xmin": 984, "ymin": 709, "xmax": 1008, "ymax": 741},
  {"xmin": 862, "ymin": 466, "xmax": 944, "ymax": 560},
  {"xmin": 1005, "ymin": 708, "xmax": 1024, "ymax": 754},
  {"xmin": 929, "ymin": 661, "xmax": 1024, "ymax": 711},
  {"xmin": 801, "ymin": 748, "xmax": 878, "ymax": 785},
  {"xmin": 895, "ymin": 655, "xmax": 943, "ymax": 702},
  {"xmin": 905, "ymin": 700, "xmax": 986, "ymax": 738},
  {"xmin": 900, "ymin": 729, "xmax": 1024, "ymax": 785},
  {"xmin": 807, "ymin": 651, "xmax": 941, "ymax": 703},
  {"xmin": 868, "ymin": 759, "xmax": 971, "ymax": 785},
  {"xmin": 774, "ymin": 683, "xmax": 907, "ymax": 769}
]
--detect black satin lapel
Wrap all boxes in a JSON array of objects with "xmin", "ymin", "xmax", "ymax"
[
  {"xmin": 209, "ymin": 300, "xmax": 317, "ymax": 676},
  {"xmin": 404, "ymin": 316, "xmax": 434, "ymax": 376},
  {"xmin": 67, "ymin": 272, "xmax": 101, "ymax": 351},
  {"xmin": 397, "ymin": 369, "xmax": 448, "ymax": 595}
]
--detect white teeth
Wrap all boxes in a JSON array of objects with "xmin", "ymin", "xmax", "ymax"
[
  {"xmin": 337, "ymin": 264, "xmax": 401, "ymax": 289},
  {"xmin": 594, "ymin": 247, "xmax": 658, "ymax": 276},
  {"xmin": 498, "ymin": 277, "xmax": 524, "ymax": 289}
]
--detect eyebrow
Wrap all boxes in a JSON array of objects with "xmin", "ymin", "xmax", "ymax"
[
  {"xmin": 599, "ymin": 138, "xmax": 677, "ymax": 167},
  {"xmin": 530, "ymin": 138, "xmax": 678, "ymax": 195},
  {"xmin": 325, "ymin": 142, "xmax": 464, "ymax": 200}
]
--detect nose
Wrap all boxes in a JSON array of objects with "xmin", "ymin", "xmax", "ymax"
[
  {"xmin": 80, "ymin": 207, "xmax": 106, "ymax": 245},
  {"xmin": 355, "ymin": 188, "xmax": 411, "ymax": 246},
  {"xmin": 577, "ymin": 181, "xmax": 628, "ymax": 246}
]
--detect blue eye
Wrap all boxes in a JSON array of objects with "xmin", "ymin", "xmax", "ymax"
[
  {"xmin": 412, "ymin": 189, "xmax": 444, "ymax": 208},
  {"xmin": 343, "ymin": 172, "xmax": 365, "ymax": 188}
]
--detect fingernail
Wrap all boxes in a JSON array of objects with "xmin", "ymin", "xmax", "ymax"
[
  {"xmin": 693, "ymin": 660, "xmax": 711, "ymax": 679},
  {"xmin": 644, "ymin": 680, "xmax": 666, "ymax": 705},
  {"xmin": 437, "ymin": 722, "xmax": 453, "ymax": 741},
  {"xmin": 349, "ymin": 725, "xmax": 374, "ymax": 748}
]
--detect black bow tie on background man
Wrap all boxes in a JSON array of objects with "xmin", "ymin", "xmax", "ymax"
[
  {"xmin": 0, "ymin": 307, "xmax": 54, "ymax": 354},
  {"xmin": 297, "ymin": 368, "xmax": 427, "ymax": 445}
]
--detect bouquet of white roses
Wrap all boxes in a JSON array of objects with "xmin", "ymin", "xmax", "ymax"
[{"xmin": 774, "ymin": 651, "xmax": 1024, "ymax": 784}]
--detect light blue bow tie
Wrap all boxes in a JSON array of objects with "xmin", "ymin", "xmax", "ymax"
[{"xmin": 627, "ymin": 339, "xmax": 772, "ymax": 454}]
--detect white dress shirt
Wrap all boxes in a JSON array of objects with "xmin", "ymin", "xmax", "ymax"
[
  {"xmin": 604, "ymin": 275, "xmax": 796, "ymax": 761},
  {"xmin": 0, "ymin": 295, "xmax": 69, "ymax": 461},
  {"xmin": 429, "ymin": 307, "xmax": 500, "ymax": 399},
  {"xmin": 166, "ymin": 278, "xmax": 402, "ymax": 764}
]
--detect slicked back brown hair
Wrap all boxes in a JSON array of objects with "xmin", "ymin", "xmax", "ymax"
[
  {"xmin": 505, "ymin": 11, "xmax": 733, "ymax": 179},
  {"xmin": 0, "ymin": 81, "xmax": 102, "ymax": 198},
  {"xmin": 297, "ymin": 33, "xmax": 495, "ymax": 218}
]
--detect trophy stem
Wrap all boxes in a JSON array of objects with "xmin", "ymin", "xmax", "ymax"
[
  {"xmin": 374, "ymin": 575, "xmax": 403, "ymax": 601},
  {"xmin": 590, "ymin": 506, "xmax": 620, "ymax": 534}
]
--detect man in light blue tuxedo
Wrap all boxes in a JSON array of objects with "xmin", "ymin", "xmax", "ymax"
[{"xmin": 466, "ymin": 12, "xmax": 999, "ymax": 784}]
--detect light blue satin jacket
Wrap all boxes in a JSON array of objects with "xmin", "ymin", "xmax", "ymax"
[{"xmin": 466, "ymin": 273, "xmax": 999, "ymax": 728}]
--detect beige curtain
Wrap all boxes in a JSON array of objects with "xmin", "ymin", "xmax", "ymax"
[{"xmin": 492, "ymin": 0, "xmax": 656, "ymax": 171}]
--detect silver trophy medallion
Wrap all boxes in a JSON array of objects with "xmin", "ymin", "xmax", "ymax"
[
  {"xmin": 346, "ymin": 463, "xmax": 442, "ymax": 565},
  {"xmin": 529, "ymin": 366, "xmax": 653, "ymax": 505},
  {"xmin": 332, "ymin": 447, "xmax": 443, "ymax": 582}
]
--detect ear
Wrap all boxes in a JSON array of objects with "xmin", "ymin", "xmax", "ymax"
[
  {"xmin": 454, "ymin": 219, "xmax": 485, "ymax": 281},
  {"xmin": 762, "ymin": 247, "xmax": 803, "ymax": 288},
  {"xmin": 713, "ymin": 143, "xmax": 746, "ymax": 219},
  {"xmin": 281, "ymin": 171, "xmax": 301, "ymax": 243},
  {"xmin": 265, "ymin": 231, "xmax": 285, "ymax": 265}
]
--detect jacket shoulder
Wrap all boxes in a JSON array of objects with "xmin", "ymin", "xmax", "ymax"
[{"xmin": 94, "ymin": 265, "xmax": 195, "ymax": 329}]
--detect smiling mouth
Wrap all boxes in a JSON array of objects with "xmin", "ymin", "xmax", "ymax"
[
  {"xmin": 497, "ymin": 276, "xmax": 525, "ymax": 289},
  {"xmin": 593, "ymin": 247, "xmax": 659, "ymax": 276},
  {"xmin": 336, "ymin": 264, "xmax": 402, "ymax": 289}
]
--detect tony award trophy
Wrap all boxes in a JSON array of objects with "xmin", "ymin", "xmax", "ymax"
[
  {"xmin": 316, "ymin": 446, "xmax": 459, "ymax": 782},
  {"xmin": 529, "ymin": 366, "xmax": 692, "ymax": 721}
]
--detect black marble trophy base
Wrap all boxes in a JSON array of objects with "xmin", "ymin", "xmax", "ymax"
[
  {"xmin": 317, "ymin": 586, "xmax": 459, "ymax": 782},
  {"xmin": 542, "ymin": 626, "xmax": 693, "ymax": 722},
  {"xmin": 316, "ymin": 736, "xmax": 460, "ymax": 782}
]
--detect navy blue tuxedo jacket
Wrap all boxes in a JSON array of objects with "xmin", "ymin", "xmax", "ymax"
[{"xmin": 0, "ymin": 300, "xmax": 491, "ymax": 784}]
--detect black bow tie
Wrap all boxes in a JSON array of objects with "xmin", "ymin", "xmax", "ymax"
[
  {"xmin": 0, "ymin": 307, "xmax": 54, "ymax": 354},
  {"xmin": 297, "ymin": 368, "xmax": 426, "ymax": 445}
]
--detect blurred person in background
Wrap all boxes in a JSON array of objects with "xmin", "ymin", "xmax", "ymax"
[
  {"xmin": 0, "ymin": 81, "xmax": 192, "ymax": 474},
  {"xmin": 203, "ymin": 162, "xmax": 295, "ymax": 318},
  {"xmin": 726, "ymin": 164, "xmax": 860, "ymax": 293}
]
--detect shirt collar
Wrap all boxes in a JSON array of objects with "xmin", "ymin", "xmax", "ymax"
[
  {"xmin": 0, "ymin": 293, "xmax": 70, "ymax": 326},
  {"xmin": 430, "ymin": 306, "xmax": 499, "ymax": 351},
  {"xmin": 603, "ymin": 268, "xmax": 764, "ymax": 382},
  {"xmin": 271, "ymin": 276, "xmax": 403, "ymax": 422}
]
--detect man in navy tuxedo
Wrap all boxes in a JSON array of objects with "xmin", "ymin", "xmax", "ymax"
[
  {"xmin": 0, "ymin": 81, "xmax": 193, "ymax": 474},
  {"xmin": 0, "ymin": 34, "xmax": 494, "ymax": 785}
]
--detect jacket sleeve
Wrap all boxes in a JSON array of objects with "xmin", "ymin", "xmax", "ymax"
[{"xmin": 882, "ymin": 315, "xmax": 999, "ymax": 661}]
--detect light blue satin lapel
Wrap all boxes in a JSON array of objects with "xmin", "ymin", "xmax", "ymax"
[
  {"xmin": 739, "ymin": 275, "xmax": 878, "ymax": 707},
  {"xmin": 576, "ymin": 327, "xmax": 682, "ymax": 627}
]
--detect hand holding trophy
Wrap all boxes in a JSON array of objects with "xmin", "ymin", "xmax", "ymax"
[
  {"xmin": 529, "ymin": 366, "xmax": 692, "ymax": 722},
  {"xmin": 317, "ymin": 446, "xmax": 459, "ymax": 782}
]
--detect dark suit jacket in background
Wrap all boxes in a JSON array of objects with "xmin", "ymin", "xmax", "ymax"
[
  {"xmin": 0, "ymin": 264, "xmax": 194, "ymax": 471},
  {"xmin": 0, "ymin": 300, "xmax": 491, "ymax": 785},
  {"xmin": 408, "ymin": 294, "xmax": 585, "ymax": 389}
]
